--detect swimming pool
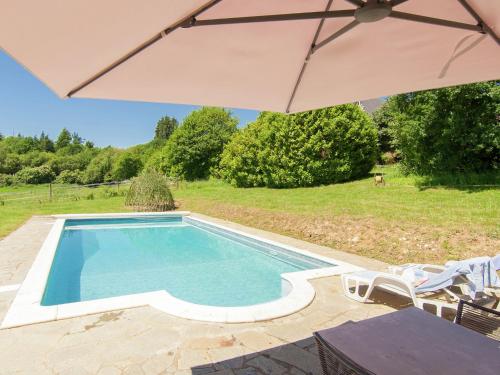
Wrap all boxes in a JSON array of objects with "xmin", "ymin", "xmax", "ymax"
[{"xmin": 2, "ymin": 213, "xmax": 361, "ymax": 328}]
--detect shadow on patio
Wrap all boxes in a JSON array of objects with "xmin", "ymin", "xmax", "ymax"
[
  {"xmin": 190, "ymin": 289, "xmax": 414, "ymax": 374},
  {"xmin": 191, "ymin": 336, "xmax": 322, "ymax": 375}
]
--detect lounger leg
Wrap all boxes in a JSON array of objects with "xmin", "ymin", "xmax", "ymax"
[{"xmin": 341, "ymin": 276, "xmax": 370, "ymax": 303}]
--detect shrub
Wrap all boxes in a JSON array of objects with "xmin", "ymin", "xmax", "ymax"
[
  {"xmin": 15, "ymin": 165, "xmax": 55, "ymax": 184},
  {"xmin": 112, "ymin": 152, "xmax": 143, "ymax": 181},
  {"xmin": 81, "ymin": 148, "xmax": 117, "ymax": 184},
  {"xmin": 157, "ymin": 107, "xmax": 238, "ymax": 180},
  {"xmin": 125, "ymin": 170, "xmax": 175, "ymax": 211},
  {"xmin": 0, "ymin": 154, "xmax": 22, "ymax": 174},
  {"xmin": 219, "ymin": 104, "xmax": 378, "ymax": 188},
  {"xmin": 48, "ymin": 149, "xmax": 96, "ymax": 175},
  {"xmin": 55, "ymin": 170, "xmax": 82, "ymax": 184},
  {"xmin": 0, "ymin": 173, "xmax": 15, "ymax": 187},
  {"xmin": 386, "ymin": 81, "xmax": 499, "ymax": 174}
]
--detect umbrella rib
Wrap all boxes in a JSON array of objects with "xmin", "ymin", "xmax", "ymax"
[
  {"xmin": 389, "ymin": 11, "xmax": 483, "ymax": 32},
  {"xmin": 66, "ymin": 0, "xmax": 223, "ymax": 98},
  {"xmin": 312, "ymin": 20, "xmax": 360, "ymax": 52},
  {"xmin": 285, "ymin": 0, "xmax": 335, "ymax": 113},
  {"xmin": 186, "ymin": 10, "xmax": 356, "ymax": 27},
  {"xmin": 457, "ymin": 0, "xmax": 500, "ymax": 45}
]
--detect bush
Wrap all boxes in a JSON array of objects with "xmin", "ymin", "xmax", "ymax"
[
  {"xmin": 15, "ymin": 165, "xmax": 55, "ymax": 184},
  {"xmin": 219, "ymin": 104, "xmax": 378, "ymax": 188},
  {"xmin": 48, "ymin": 150, "xmax": 96, "ymax": 175},
  {"xmin": 0, "ymin": 173, "xmax": 15, "ymax": 187},
  {"xmin": 157, "ymin": 107, "xmax": 238, "ymax": 180},
  {"xmin": 112, "ymin": 152, "xmax": 143, "ymax": 181},
  {"xmin": 81, "ymin": 148, "xmax": 117, "ymax": 184},
  {"xmin": 125, "ymin": 170, "xmax": 175, "ymax": 211},
  {"xmin": 55, "ymin": 170, "xmax": 82, "ymax": 184},
  {"xmin": 0, "ymin": 154, "xmax": 22, "ymax": 174},
  {"xmin": 386, "ymin": 81, "xmax": 499, "ymax": 174}
]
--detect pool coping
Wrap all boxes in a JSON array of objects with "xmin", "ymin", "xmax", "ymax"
[{"xmin": 1, "ymin": 212, "xmax": 362, "ymax": 329}]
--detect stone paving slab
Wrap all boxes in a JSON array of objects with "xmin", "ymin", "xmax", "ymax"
[{"xmin": 0, "ymin": 215, "xmax": 406, "ymax": 374}]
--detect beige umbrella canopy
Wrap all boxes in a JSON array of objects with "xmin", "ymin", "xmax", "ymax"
[{"xmin": 1, "ymin": 0, "xmax": 499, "ymax": 113}]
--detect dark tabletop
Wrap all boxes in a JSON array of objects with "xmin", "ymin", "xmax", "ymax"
[{"xmin": 315, "ymin": 307, "xmax": 500, "ymax": 375}]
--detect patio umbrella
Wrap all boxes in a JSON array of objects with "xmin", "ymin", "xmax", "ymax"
[{"xmin": 1, "ymin": 0, "xmax": 499, "ymax": 113}]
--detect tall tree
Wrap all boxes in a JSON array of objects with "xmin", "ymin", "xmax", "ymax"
[
  {"xmin": 39, "ymin": 131, "xmax": 55, "ymax": 152},
  {"xmin": 386, "ymin": 81, "xmax": 499, "ymax": 174},
  {"xmin": 154, "ymin": 116, "xmax": 178, "ymax": 140},
  {"xmin": 55, "ymin": 128, "xmax": 72, "ymax": 150},
  {"xmin": 72, "ymin": 132, "xmax": 83, "ymax": 145},
  {"xmin": 158, "ymin": 107, "xmax": 237, "ymax": 180}
]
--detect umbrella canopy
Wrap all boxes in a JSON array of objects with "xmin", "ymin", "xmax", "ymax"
[{"xmin": 1, "ymin": 0, "xmax": 499, "ymax": 113}]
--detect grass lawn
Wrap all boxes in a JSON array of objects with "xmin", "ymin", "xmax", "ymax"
[
  {"xmin": 0, "ymin": 184, "xmax": 130, "ymax": 238},
  {"xmin": 1, "ymin": 166, "xmax": 498, "ymax": 264}
]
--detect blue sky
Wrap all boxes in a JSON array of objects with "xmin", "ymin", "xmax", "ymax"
[{"xmin": 0, "ymin": 51, "xmax": 258, "ymax": 148}]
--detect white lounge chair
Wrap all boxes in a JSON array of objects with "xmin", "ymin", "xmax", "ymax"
[
  {"xmin": 342, "ymin": 256, "xmax": 500, "ymax": 317},
  {"xmin": 341, "ymin": 270, "xmax": 460, "ymax": 317}
]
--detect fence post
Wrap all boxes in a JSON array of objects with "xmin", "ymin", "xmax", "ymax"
[{"xmin": 49, "ymin": 183, "xmax": 52, "ymax": 201}]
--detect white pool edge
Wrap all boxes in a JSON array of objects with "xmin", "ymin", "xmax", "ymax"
[{"xmin": 1, "ymin": 212, "xmax": 363, "ymax": 329}]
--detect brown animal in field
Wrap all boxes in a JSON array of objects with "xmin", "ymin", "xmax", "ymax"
[{"xmin": 374, "ymin": 173, "xmax": 385, "ymax": 186}]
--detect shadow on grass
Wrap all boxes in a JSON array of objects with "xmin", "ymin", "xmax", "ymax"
[
  {"xmin": 415, "ymin": 173, "xmax": 499, "ymax": 193},
  {"xmin": 191, "ymin": 336, "xmax": 323, "ymax": 375}
]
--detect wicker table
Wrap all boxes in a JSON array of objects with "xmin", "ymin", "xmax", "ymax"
[{"xmin": 314, "ymin": 307, "xmax": 500, "ymax": 375}]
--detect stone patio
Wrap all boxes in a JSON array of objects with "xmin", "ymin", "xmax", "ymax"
[{"xmin": 0, "ymin": 215, "xmax": 408, "ymax": 374}]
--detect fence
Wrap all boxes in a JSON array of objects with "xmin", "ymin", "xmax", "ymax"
[
  {"xmin": 0, "ymin": 181, "xmax": 133, "ymax": 206},
  {"xmin": 0, "ymin": 178, "xmax": 183, "ymax": 207}
]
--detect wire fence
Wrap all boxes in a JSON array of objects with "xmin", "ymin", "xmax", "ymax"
[
  {"xmin": 0, "ymin": 181, "xmax": 132, "ymax": 206},
  {"xmin": 0, "ymin": 177, "xmax": 183, "ymax": 206}
]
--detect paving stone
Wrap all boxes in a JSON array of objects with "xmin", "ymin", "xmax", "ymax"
[
  {"xmin": 290, "ymin": 368, "xmax": 307, "ymax": 375},
  {"xmin": 209, "ymin": 342, "xmax": 247, "ymax": 360},
  {"xmin": 207, "ymin": 370, "xmax": 235, "ymax": 375},
  {"xmin": 98, "ymin": 367, "xmax": 122, "ymax": 375},
  {"xmin": 141, "ymin": 353, "xmax": 175, "ymax": 374},
  {"xmin": 246, "ymin": 355, "xmax": 288, "ymax": 375},
  {"xmin": 236, "ymin": 331, "xmax": 284, "ymax": 352},
  {"xmin": 235, "ymin": 367, "xmax": 259, "ymax": 375},
  {"xmin": 177, "ymin": 349, "xmax": 211, "ymax": 370},
  {"xmin": 0, "ymin": 216, "xmax": 395, "ymax": 374},
  {"xmin": 192, "ymin": 365, "xmax": 217, "ymax": 375},
  {"xmin": 265, "ymin": 344, "xmax": 322, "ymax": 374},
  {"xmin": 124, "ymin": 364, "xmax": 145, "ymax": 374}
]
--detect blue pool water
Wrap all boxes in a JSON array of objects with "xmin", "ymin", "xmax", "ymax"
[{"xmin": 42, "ymin": 216, "xmax": 334, "ymax": 307}]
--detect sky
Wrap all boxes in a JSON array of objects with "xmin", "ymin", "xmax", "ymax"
[{"xmin": 0, "ymin": 51, "xmax": 259, "ymax": 148}]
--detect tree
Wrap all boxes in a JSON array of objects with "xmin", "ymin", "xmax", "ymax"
[
  {"xmin": 112, "ymin": 152, "xmax": 143, "ymax": 181},
  {"xmin": 39, "ymin": 131, "xmax": 55, "ymax": 152},
  {"xmin": 71, "ymin": 132, "xmax": 83, "ymax": 145},
  {"xmin": 219, "ymin": 104, "xmax": 378, "ymax": 188},
  {"xmin": 0, "ymin": 154, "xmax": 23, "ymax": 174},
  {"xmin": 386, "ymin": 81, "xmax": 499, "ymax": 174},
  {"xmin": 154, "ymin": 116, "xmax": 178, "ymax": 140},
  {"xmin": 81, "ymin": 148, "xmax": 117, "ymax": 184},
  {"xmin": 15, "ymin": 165, "xmax": 55, "ymax": 184},
  {"xmin": 158, "ymin": 107, "xmax": 238, "ymax": 180},
  {"xmin": 55, "ymin": 128, "xmax": 72, "ymax": 150},
  {"xmin": 372, "ymin": 101, "xmax": 396, "ymax": 154}
]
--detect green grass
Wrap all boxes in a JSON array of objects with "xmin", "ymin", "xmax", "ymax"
[
  {"xmin": 1, "ymin": 166, "xmax": 498, "ymax": 264},
  {"xmin": 174, "ymin": 166, "xmax": 499, "ymax": 233},
  {"xmin": 0, "ymin": 184, "xmax": 130, "ymax": 238}
]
